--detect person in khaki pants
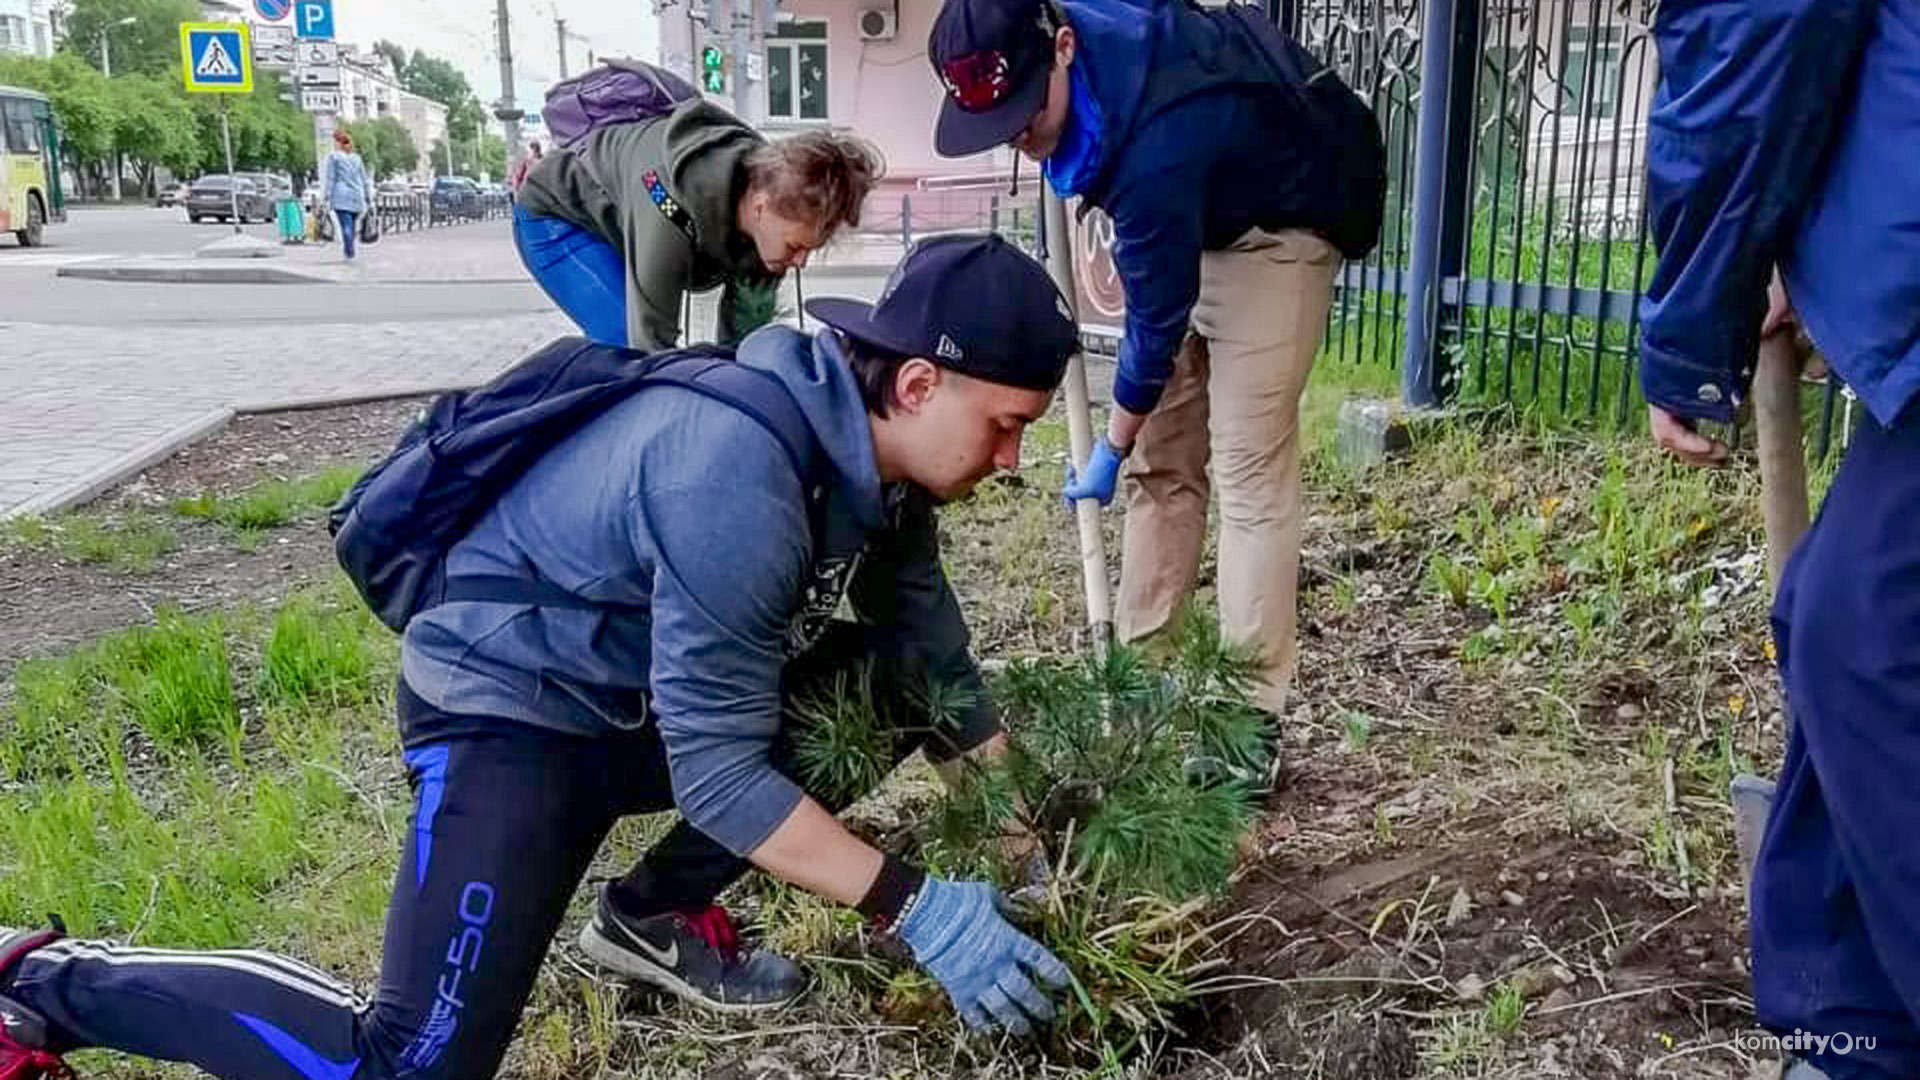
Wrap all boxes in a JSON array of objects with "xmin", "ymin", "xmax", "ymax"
[
  {"xmin": 928, "ymin": 0, "xmax": 1384, "ymax": 718},
  {"xmin": 1120, "ymin": 231, "xmax": 1339, "ymax": 714}
]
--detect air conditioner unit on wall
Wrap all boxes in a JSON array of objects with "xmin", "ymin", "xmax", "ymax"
[{"xmin": 857, "ymin": 5, "xmax": 897, "ymax": 41}]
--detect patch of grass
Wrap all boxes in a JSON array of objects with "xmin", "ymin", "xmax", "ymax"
[
  {"xmin": 261, "ymin": 593, "xmax": 382, "ymax": 709},
  {"xmin": 1421, "ymin": 1009, "xmax": 1498, "ymax": 1071},
  {"xmin": 2, "ymin": 652, "xmax": 122, "ymax": 782},
  {"xmin": 1, "ymin": 512, "xmax": 179, "ymax": 572},
  {"xmin": 1340, "ymin": 710, "xmax": 1375, "ymax": 752},
  {"xmin": 97, "ymin": 610, "xmax": 241, "ymax": 756},
  {"xmin": 1, "ymin": 588, "xmax": 400, "ymax": 970},
  {"xmin": 1485, "ymin": 979, "xmax": 1527, "ymax": 1037},
  {"xmin": 171, "ymin": 464, "xmax": 361, "ymax": 537}
]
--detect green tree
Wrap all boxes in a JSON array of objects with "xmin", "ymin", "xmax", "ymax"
[
  {"xmin": 342, "ymin": 116, "xmax": 419, "ymax": 180},
  {"xmin": 62, "ymin": 0, "xmax": 204, "ymax": 79},
  {"xmin": 371, "ymin": 40, "xmax": 410, "ymax": 82},
  {"xmin": 190, "ymin": 73, "xmax": 311, "ymax": 177},
  {"xmin": 0, "ymin": 54, "xmax": 115, "ymax": 191},
  {"xmin": 111, "ymin": 74, "xmax": 199, "ymax": 193},
  {"xmin": 431, "ymin": 131, "xmax": 505, "ymax": 181},
  {"xmin": 401, "ymin": 51, "xmax": 487, "ymax": 144}
]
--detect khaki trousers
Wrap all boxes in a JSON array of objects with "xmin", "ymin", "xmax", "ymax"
[{"xmin": 1116, "ymin": 228, "xmax": 1339, "ymax": 715}]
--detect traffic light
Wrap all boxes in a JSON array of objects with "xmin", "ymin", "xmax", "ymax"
[{"xmin": 701, "ymin": 45, "xmax": 725, "ymax": 93}]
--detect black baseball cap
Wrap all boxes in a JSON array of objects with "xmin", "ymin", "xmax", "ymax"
[
  {"xmin": 806, "ymin": 233, "xmax": 1079, "ymax": 392},
  {"xmin": 929, "ymin": 0, "xmax": 1055, "ymax": 157}
]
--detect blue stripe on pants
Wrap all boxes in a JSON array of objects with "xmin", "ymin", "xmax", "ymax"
[
  {"xmin": 403, "ymin": 744, "xmax": 449, "ymax": 892},
  {"xmin": 1755, "ymin": 408, "xmax": 1920, "ymax": 1079}
]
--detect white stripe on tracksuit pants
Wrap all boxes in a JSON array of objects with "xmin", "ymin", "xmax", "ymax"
[{"xmin": 3, "ymin": 720, "xmax": 676, "ymax": 1080}]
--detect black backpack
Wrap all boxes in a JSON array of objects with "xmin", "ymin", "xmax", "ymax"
[{"xmin": 330, "ymin": 337, "xmax": 818, "ymax": 632}]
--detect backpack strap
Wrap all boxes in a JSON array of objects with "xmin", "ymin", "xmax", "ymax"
[
  {"xmin": 635, "ymin": 357, "xmax": 819, "ymax": 485},
  {"xmin": 441, "ymin": 356, "xmax": 822, "ymax": 613}
]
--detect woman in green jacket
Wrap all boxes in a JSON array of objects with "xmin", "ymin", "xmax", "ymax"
[{"xmin": 514, "ymin": 99, "xmax": 882, "ymax": 349}]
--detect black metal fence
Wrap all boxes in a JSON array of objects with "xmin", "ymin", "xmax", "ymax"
[{"xmin": 1277, "ymin": 0, "xmax": 1853, "ymax": 457}]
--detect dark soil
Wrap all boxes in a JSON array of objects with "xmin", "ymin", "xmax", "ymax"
[{"xmin": 0, "ymin": 399, "xmax": 423, "ymax": 679}]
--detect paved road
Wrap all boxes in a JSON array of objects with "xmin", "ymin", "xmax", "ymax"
[{"xmin": 0, "ymin": 204, "xmax": 281, "ymax": 259}]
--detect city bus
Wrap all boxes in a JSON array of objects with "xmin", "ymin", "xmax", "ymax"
[{"xmin": 0, "ymin": 84, "xmax": 66, "ymax": 247}]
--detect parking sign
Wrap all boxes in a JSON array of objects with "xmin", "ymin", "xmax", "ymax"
[{"xmin": 295, "ymin": 0, "xmax": 335, "ymax": 39}]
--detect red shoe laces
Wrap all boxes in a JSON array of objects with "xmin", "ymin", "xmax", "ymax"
[{"xmin": 678, "ymin": 905, "xmax": 740, "ymax": 963}]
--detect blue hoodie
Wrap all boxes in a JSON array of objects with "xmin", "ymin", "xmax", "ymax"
[
  {"xmin": 1050, "ymin": 0, "xmax": 1380, "ymax": 416},
  {"xmin": 399, "ymin": 325, "xmax": 994, "ymax": 857}
]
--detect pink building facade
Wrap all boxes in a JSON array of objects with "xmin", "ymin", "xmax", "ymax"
[{"xmin": 656, "ymin": 0, "xmax": 1021, "ymax": 197}]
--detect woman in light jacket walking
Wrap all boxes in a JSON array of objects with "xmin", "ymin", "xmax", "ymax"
[{"xmin": 320, "ymin": 128, "xmax": 374, "ymax": 261}]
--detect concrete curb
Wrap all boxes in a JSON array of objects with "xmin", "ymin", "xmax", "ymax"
[
  {"xmin": 234, "ymin": 384, "xmax": 477, "ymax": 414},
  {"xmin": 4, "ymin": 406, "xmax": 235, "ymax": 520},
  {"xmin": 56, "ymin": 263, "xmax": 332, "ymax": 286}
]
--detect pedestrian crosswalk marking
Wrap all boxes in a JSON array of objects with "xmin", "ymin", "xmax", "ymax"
[{"xmin": 195, "ymin": 37, "xmax": 240, "ymax": 78}]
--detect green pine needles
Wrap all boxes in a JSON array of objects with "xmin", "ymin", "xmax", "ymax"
[{"xmin": 787, "ymin": 607, "xmax": 1274, "ymax": 1056}]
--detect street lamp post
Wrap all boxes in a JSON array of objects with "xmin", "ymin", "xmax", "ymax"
[{"xmin": 99, "ymin": 15, "xmax": 136, "ymax": 202}]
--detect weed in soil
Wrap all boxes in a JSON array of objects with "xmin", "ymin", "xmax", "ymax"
[
  {"xmin": 1, "ymin": 512, "xmax": 180, "ymax": 573},
  {"xmin": 171, "ymin": 464, "xmax": 361, "ymax": 541}
]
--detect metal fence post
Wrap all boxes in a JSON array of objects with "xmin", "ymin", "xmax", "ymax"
[
  {"xmin": 1402, "ymin": 0, "xmax": 1481, "ymax": 408},
  {"xmin": 901, "ymin": 194, "xmax": 913, "ymax": 248},
  {"xmin": 1267, "ymin": 0, "xmax": 1299, "ymax": 38}
]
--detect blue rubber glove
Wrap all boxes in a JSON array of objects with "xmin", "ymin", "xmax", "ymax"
[
  {"xmin": 895, "ymin": 877, "xmax": 1071, "ymax": 1037},
  {"xmin": 1063, "ymin": 437, "xmax": 1124, "ymax": 507}
]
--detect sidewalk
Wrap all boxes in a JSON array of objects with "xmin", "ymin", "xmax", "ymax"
[
  {"xmin": 56, "ymin": 219, "xmax": 912, "ymax": 287},
  {"xmin": 0, "ymin": 312, "xmax": 571, "ymax": 518}
]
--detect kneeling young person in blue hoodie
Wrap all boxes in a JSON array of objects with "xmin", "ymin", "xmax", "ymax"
[
  {"xmin": 0, "ymin": 234, "xmax": 1078, "ymax": 1080},
  {"xmin": 928, "ymin": 0, "xmax": 1383, "ymax": 725}
]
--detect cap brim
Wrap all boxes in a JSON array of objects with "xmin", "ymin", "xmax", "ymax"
[
  {"xmin": 805, "ymin": 297, "xmax": 927, "ymax": 357},
  {"xmin": 933, "ymin": 64, "xmax": 1050, "ymax": 158}
]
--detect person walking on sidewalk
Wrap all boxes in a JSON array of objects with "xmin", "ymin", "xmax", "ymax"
[
  {"xmin": 515, "ymin": 98, "xmax": 881, "ymax": 349},
  {"xmin": 0, "ymin": 234, "xmax": 1078, "ymax": 1080},
  {"xmin": 319, "ymin": 128, "xmax": 375, "ymax": 263},
  {"xmin": 928, "ymin": 0, "xmax": 1383, "ymax": 721},
  {"xmin": 1638, "ymin": 2, "xmax": 1920, "ymax": 1078},
  {"xmin": 508, "ymin": 139, "xmax": 543, "ymax": 195}
]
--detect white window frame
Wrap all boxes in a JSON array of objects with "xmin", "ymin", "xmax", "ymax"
[
  {"xmin": 765, "ymin": 18, "xmax": 829, "ymax": 123},
  {"xmin": 1564, "ymin": 25, "xmax": 1624, "ymax": 121}
]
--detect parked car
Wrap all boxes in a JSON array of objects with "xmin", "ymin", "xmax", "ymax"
[
  {"xmin": 241, "ymin": 172, "xmax": 294, "ymax": 204},
  {"xmin": 185, "ymin": 174, "xmax": 272, "ymax": 224},
  {"xmin": 429, "ymin": 176, "xmax": 481, "ymax": 222}
]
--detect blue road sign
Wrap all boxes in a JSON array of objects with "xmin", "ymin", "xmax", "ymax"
[
  {"xmin": 294, "ymin": 0, "xmax": 334, "ymax": 39},
  {"xmin": 254, "ymin": 0, "xmax": 291, "ymax": 21}
]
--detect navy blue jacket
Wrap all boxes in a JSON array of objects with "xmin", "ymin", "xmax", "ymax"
[
  {"xmin": 400, "ymin": 326, "xmax": 994, "ymax": 857},
  {"xmin": 1050, "ymin": 0, "xmax": 1382, "ymax": 415},
  {"xmin": 1639, "ymin": 0, "xmax": 1918, "ymax": 426}
]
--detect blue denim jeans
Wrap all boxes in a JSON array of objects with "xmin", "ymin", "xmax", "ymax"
[
  {"xmin": 335, "ymin": 209, "xmax": 358, "ymax": 260},
  {"xmin": 511, "ymin": 203, "xmax": 626, "ymax": 344}
]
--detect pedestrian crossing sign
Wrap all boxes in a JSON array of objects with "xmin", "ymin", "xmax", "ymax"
[{"xmin": 180, "ymin": 23, "xmax": 254, "ymax": 94}]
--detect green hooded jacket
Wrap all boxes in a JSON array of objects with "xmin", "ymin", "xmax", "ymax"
[{"xmin": 518, "ymin": 99, "xmax": 778, "ymax": 350}]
